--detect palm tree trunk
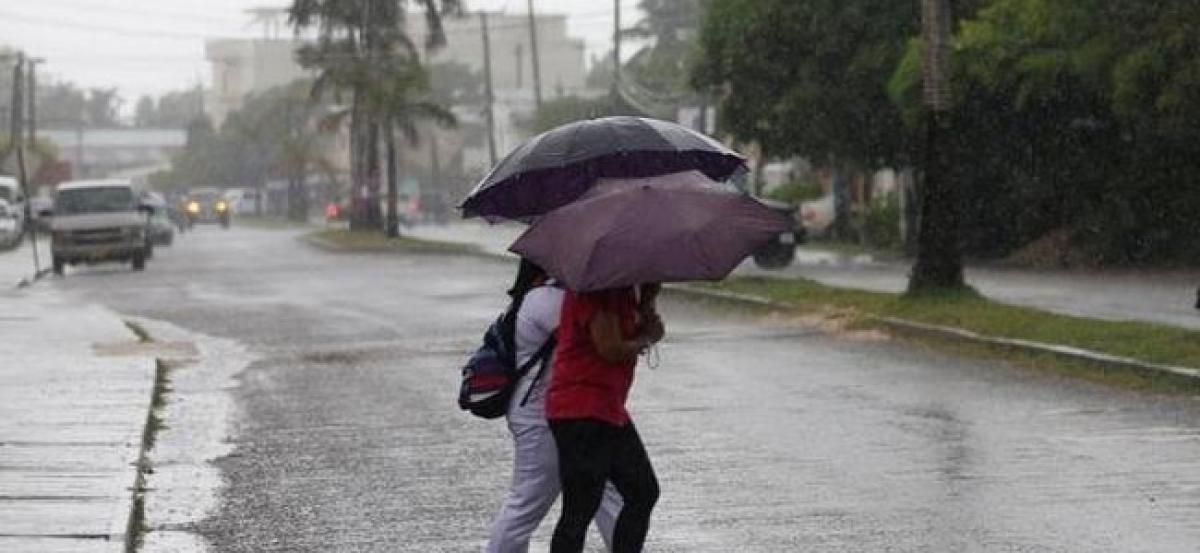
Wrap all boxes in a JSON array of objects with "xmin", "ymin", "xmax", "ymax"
[
  {"xmin": 908, "ymin": 0, "xmax": 964, "ymax": 291},
  {"xmin": 349, "ymin": 92, "xmax": 365, "ymax": 230},
  {"xmin": 908, "ymin": 109, "xmax": 963, "ymax": 291},
  {"xmin": 366, "ymin": 122, "xmax": 381, "ymax": 230},
  {"xmin": 385, "ymin": 117, "xmax": 400, "ymax": 238}
]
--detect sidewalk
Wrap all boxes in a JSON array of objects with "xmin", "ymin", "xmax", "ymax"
[
  {"xmin": 0, "ymin": 236, "xmax": 50, "ymax": 287},
  {"xmin": 0, "ymin": 283, "xmax": 156, "ymax": 551},
  {"xmin": 406, "ymin": 221, "xmax": 1200, "ymax": 331}
]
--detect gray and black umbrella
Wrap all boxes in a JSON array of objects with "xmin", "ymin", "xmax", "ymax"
[{"xmin": 459, "ymin": 116, "xmax": 746, "ymax": 221}]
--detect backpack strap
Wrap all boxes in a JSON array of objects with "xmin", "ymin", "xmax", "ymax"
[{"xmin": 518, "ymin": 337, "xmax": 556, "ymax": 407}]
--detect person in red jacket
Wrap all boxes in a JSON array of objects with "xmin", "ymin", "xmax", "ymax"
[{"xmin": 545, "ymin": 283, "xmax": 665, "ymax": 553}]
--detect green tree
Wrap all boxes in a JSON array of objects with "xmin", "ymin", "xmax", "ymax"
[
  {"xmin": 35, "ymin": 82, "xmax": 87, "ymax": 127},
  {"xmin": 887, "ymin": 0, "xmax": 1200, "ymax": 264},
  {"xmin": 692, "ymin": 0, "xmax": 918, "ymax": 173},
  {"xmin": 164, "ymin": 80, "xmax": 336, "ymax": 219},
  {"xmin": 84, "ymin": 87, "xmax": 121, "ymax": 127},
  {"xmin": 360, "ymin": 59, "xmax": 456, "ymax": 236},
  {"xmin": 620, "ymin": 0, "xmax": 706, "ymax": 115},
  {"xmin": 523, "ymin": 95, "xmax": 612, "ymax": 134},
  {"xmin": 135, "ymin": 88, "xmax": 205, "ymax": 128}
]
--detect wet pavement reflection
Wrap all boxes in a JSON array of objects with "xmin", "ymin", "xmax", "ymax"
[{"xmin": 50, "ymin": 226, "xmax": 1200, "ymax": 552}]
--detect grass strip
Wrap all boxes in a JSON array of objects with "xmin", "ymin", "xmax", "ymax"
[
  {"xmin": 127, "ymin": 358, "xmax": 172, "ymax": 552},
  {"xmin": 700, "ymin": 275, "xmax": 1200, "ymax": 371},
  {"xmin": 234, "ymin": 215, "xmax": 314, "ymax": 230},
  {"xmin": 305, "ymin": 228, "xmax": 482, "ymax": 255}
]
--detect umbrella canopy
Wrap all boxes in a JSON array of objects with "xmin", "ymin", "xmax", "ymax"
[
  {"xmin": 460, "ymin": 116, "xmax": 746, "ymax": 221},
  {"xmin": 509, "ymin": 183, "xmax": 792, "ymax": 292}
]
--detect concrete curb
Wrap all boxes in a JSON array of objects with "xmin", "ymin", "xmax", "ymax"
[
  {"xmin": 298, "ymin": 231, "xmax": 487, "ymax": 256},
  {"xmin": 670, "ymin": 284, "xmax": 1200, "ymax": 385},
  {"xmin": 873, "ymin": 316, "xmax": 1200, "ymax": 382}
]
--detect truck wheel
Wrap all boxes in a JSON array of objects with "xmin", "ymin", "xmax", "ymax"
[
  {"xmin": 132, "ymin": 251, "xmax": 146, "ymax": 271},
  {"xmin": 52, "ymin": 256, "xmax": 64, "ymax": 276}
]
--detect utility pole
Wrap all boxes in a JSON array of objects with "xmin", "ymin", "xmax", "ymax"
[
  {"xmin": 514, "ymin": 43, "xmax": 524, "ymax": 89},
  {"xmin": 27, "ymin": 57, "xmax": 42, "ymax": 146},
  {"xmin": 908, "ymin": 0, "xmax": 963, "ymax": 291},
  {"xmin": 9, "ymin": 53, "xmax": 39, "ymax": 275},
  {"xmin": 526, "ymin": 0, "xmax": 543, "ymax": 107},
  {"xmin": 6, "ymin": 54, "xmax": 21, "ymax": 156},
  {"xmin": 479, "ymin": 11, "xmax": 498, "ymax": 166},
  {"xmin": 611, "ymin": 0, "xmax": 621, "ymax": 100}
]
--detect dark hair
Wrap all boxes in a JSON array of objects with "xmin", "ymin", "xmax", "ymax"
[{"xmin": 507, "ymin": 258, "xmax": 547, "ymax": 302}]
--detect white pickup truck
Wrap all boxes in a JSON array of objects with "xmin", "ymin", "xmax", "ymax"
[{"xmin": 47, "ymin": 179, "xmax": 152, "ymax": 275}]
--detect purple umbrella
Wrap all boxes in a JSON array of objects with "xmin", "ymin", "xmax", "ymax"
[
  {"xmin": 460, "ymin": 116, "xmax": 746, "ymax": 221},
  {"xmin": 508, "ymin": 182, "xmax": 792, "ymax": 292}
]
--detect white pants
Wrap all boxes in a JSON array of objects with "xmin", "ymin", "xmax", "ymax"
[{"xmin": 486, "ymin": 419, "xmax": 623, "ymax": 553}]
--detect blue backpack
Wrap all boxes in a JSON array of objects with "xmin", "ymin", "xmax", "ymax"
[{"xmin": 458, "ymin": 298, "xmax": 555, "ymax": 419}]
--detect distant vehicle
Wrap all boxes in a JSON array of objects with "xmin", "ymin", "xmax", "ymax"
[
  {"xmin": 799, "ymin": 194, "xmax": 835, "ymax": 238},
  {"xmin": 140, "ymin": 193, "xmax": 175, "ymax": 247},
  {"xmin": 184, "ymin": 187, "xmax": 230, "ymax": 228},
  {"xmin": 0, "ymin": 176, "xmax": 26, "ymax": 237},
  {"xmin": 46, "ymin": 179, "xmax": 153, "ymax": 275},
  {"xmin": 0, "ymin": 199, "xmax": 21, "ymax": 248},
  {"xmin": 752, "ymin": 198, "xmax": 807, "ymax": 269},
  {"xmin": 223, "ymin": 187, "xmax": 261, "ymax": 215},
  {"xmin": 728, "ymin": 173, "xmax": 807, "ymax": 269}
]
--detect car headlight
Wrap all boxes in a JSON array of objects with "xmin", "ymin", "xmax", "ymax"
[
  {"xmin": 186, "ymin": 201, "xmax": 200, "ymax": 214},
  {"xmin": 215, "ymin": 201, "xmax": 228, "ymax": 212}
]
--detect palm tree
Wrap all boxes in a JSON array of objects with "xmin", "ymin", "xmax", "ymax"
[
  {"xmin": 371, "ymin": 61, "xmax": 456, "ymax": 237},
  {"xmin": 319, "ymin": 58, "xmax": 455, "ymax": 236},
  {"xmin": 290, "ymin": 0, "xmax": 461, "ymax": 231}
]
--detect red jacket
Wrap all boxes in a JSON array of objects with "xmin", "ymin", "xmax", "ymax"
[{"xmin": 545, "ymin": 288, "xmax": 639, "ymax": 426}]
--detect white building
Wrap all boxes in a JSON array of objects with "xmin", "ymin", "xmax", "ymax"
[
  {"xmin": 204, "ymin": 38, "xmax": 314, "ymax": 126},
  {"xmin": 409, "ymin": 12, "xmax": 593, "ymax": 171}
]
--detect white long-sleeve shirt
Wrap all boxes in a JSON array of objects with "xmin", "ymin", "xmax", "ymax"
[{"xmin": 507, "ymin": 285, "xmax": 564, "ymax": 427}]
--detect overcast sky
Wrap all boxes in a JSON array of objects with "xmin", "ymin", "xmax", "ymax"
[{"xmin": 0, "ymin": 0, "xmax": 640, "ymax": 111}]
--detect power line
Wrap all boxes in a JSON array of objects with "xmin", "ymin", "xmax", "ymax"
[
  {"xmin": 0, "ymin": 8, "xmax": 251, "ymax": 41},
  {"xmin": 29, "ymin": 0, "xmax": 245, "ymax": 25}
]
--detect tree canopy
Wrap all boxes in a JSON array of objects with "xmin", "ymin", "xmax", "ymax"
[
  {"xmin": 692, "ymin": 0, "xmax": 918, "ymax": 167},
  {"xmin": 693, "ymin": 0, "xmax": 1200, "ymax": 264}
]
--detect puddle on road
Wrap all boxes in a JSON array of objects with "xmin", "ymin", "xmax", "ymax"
[{"xmin": 92, "ymin": 340, "xmax": 199, "ymax": 358}]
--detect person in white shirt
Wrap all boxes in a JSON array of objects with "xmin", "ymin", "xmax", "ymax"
[{"xmin": 486, "ymin": 260, "xmax": 623, "ymax": 553}]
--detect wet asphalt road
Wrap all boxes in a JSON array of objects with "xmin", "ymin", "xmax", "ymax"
[{"xmin": 48, "ymin": 225, "xmax": 1200, "ymax": 552}]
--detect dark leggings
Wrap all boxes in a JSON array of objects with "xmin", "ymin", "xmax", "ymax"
[{"xmin": 548, "ymin": 419, "xmax": 659, "ymax": 553}]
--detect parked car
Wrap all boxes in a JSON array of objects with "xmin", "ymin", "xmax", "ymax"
[
  {"xmin": 46, "ymin": 179, "xmax": 153, "ymax": 275},
  {"xmin": 184, "ymin": 187, "xmax": 230, "ymax": 228},
  {"xmin": 140, "ymin": 193, "xmax": 175, "ymax": 247},
  {"xmin": 0, "ymin": 175, "xmax": 26, "ymax": 237},
  {"xmin": 728, "ymin": 173, "xmax": 808, "ymax": 269},
  {"xmin": 0, "ymin": 199, "xmax": 21, "ymax": 248},
  {"xmin": 752, "ymin": 198, "xmax": 807, "ymax": 269}
]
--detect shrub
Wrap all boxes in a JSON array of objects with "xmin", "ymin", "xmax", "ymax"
[
  {"xmin": 764, "ymin": 178, "xmax": 823, "ymax": 205},
  {"xmin": 862, "ymin": 193, "xmax": 902, "ymax": 249}
]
